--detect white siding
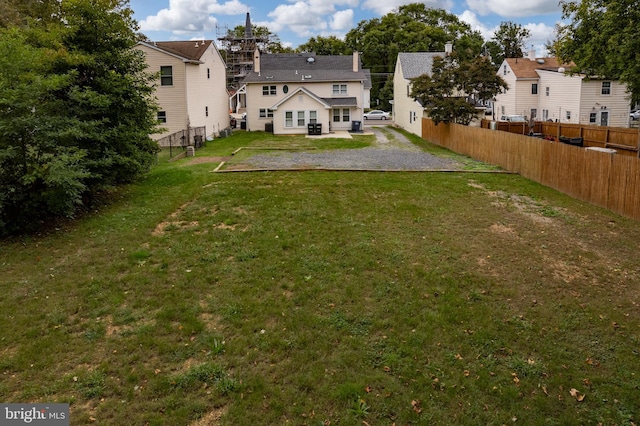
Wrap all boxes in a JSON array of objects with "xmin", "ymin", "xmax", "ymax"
[
  {"xmin": 579, "ymin": 79, "xmax": 630, "ymax": 127},
  {"xmin": 184, "ymin": 44, "xmax": 230, "ymax": 137},
  {"xmin": 136, "ymin": 45, "xmax": 188, "ymax": 139},
  {"xmin": 493, "ymin": 61, "xmax": 518, "ymax": 118},
  {"xmin": 537, "ymin": 70, "xmax": 582, "ymax": 123},
  {"xmin": 246, "ymin": 81, "xmax": 364, "ymax": 133}
]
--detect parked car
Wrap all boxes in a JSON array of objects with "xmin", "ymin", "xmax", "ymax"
[
  {"xmin": 499, "ymin": 115, "xmax": 526, "ymax": 122},
  {"xmin": 363, "ymin": 110, "xmax": 390, "ymax": 120},
  {"xmin": 630, "ymin": 110, "xmax": 640, "ymax": 120}
]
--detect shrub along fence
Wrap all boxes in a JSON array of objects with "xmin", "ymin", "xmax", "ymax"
[{"xmin": 424, "ymin": 118, "xmax": 640, "ymax": 220}]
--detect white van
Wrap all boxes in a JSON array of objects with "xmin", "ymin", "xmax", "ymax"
[{"xmin": 499, "ymin": 115, "xmax": 526, "ymax": 122}]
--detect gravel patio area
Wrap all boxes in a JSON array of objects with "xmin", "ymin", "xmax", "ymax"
[{"xmin": 237, "ymin": 126, "xmax": 464, "ymax": 171}]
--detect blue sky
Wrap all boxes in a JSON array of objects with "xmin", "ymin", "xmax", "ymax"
[{"xmin": 129, "ymin": 0, "xmax": 564, "ymax": 56}]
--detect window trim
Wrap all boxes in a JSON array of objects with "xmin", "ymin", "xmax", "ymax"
[
  {"xmin": 259, "ymin": 108, "xmax": 274, "ymax": 118},
  {"xmin": 157, "ymin": 111, "xmax": 167, "ymax": 123},
  {"xmin": 332, "ymin": 84, "xmax": 348, "ymax": 95},
  {"xmin": 262, "ymin": 85, "xmax": 277, "ymax": 96},
  {"xmin": 531, "ymin": 83, "xmax": 538, "ymax": 95},
  {"xmin": 160, "ymin": 66, "xmax": 173, "ymax": 86}
]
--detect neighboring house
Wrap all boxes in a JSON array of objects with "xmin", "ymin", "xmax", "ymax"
[
  {"xmin": 135, "ymin": 40, "xmax": 230, "ymax": 141},
  {"xmin": 494, "ymin": 52, "xmax": 630, "ymax": 127},
  {"xmin": 393, "ymin": 50, "xmax": 447, "ymax": 137},
  {"xmin": 241, "ymin": 50, "xmax": 370, "ymax": 135}
]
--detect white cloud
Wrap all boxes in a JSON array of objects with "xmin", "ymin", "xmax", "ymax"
[
  {"xmin": 330, "ymin": 9, "xmax": 355, "ymax": 31},
  {"xmin": 458, "ymin": 10, "xmax": 493, "ymax": 39},
  {"xmin": 266, "ymin": 3, "xmax": 328, "ymax": 37},
  {"xmin": 139, "ymin": 0, "xmax": 247, "ymax": 34},
  {"xmin": 466, "ymin": 0, "xmax": 560, "ymax": 18},
  {"xmin": 265, "ymin": 0, "xmax": 359, "ymax": 38},
  {"xmin": 361, "ymin": 0, "xmax": 453, "ymax": 16}
]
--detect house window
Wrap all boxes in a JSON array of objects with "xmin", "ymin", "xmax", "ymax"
[
  {"xmin": 589, "ymin": 112, "xmax": 597, "ymax": 123},
  {"xmin": 566, "ymin": 110, "xmax": 571, "ymax": 120},
  {"xmin": 342, "ymin": 108, "xmax": 350, "ymax": 122},
  {"xmin": 205, "ymin": 106, "xmax": 208, "ymax": 117},
  {"xmin": 545, "ymin": 87, "xmax": 549, "ymax": 96},
  {"xmin": 542, "ymin": 109, "xmax": 549, "ymax": 121},
  {"xmin": 503, "ymin": 65, "xmax": 507, "ymax": 76},
  {"xmin": 530, "ymin": 109, "xmax": 537, "ymax": 119},
  {"xmin": 601, "ymin": 81, "xmax": 611, "ymax": 95},
  {"xmin": 531, "ymin": 83, "xmax": 538, "ymax": 95},
  {"xmin": 207, "ymin": 68, "xmax": 210, "ymax": 79},
  {"xmin": 284, "ymin": 110, "xmax": 314, "ymax": 127},
  {"xmin": 263, "ymin": 85, "xmax": 276, "ymax": 95},
  {"xmin": 309, "ymin": 111, "xmax": 317, "ymax": 124},
  {"xmin": 160, "ymin": 66, "xmax": 173, "ymax": 86},
  {"xmin": 333, "ymin": 84, "xmax": 347, "ymax": 95},
  {"xmin": 157, "ymin": 111, "xmax": 167, "ymax": 123},
  {"xmin": 333, "ymin": 109, "xmax": 341, "ymax": 122},
  {"xmin": 259, "ymin": 108, "xmax": 274, "ymax": 118}
]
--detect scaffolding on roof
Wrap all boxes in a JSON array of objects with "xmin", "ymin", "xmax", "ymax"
[{"xmin": 217, "ymin": 12, "xmax": 269, "ymax": 91}]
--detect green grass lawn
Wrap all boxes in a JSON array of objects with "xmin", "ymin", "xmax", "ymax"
[{"xmin": 1, "ymin": 129, "xmax": 639, "ymax": 425}]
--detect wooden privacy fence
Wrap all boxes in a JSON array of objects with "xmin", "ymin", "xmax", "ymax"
[
  {"xmin": 481, "ymin": 119, "xmax": 640, "ymax": 157},
  {"xmin": 424, "ymin": 118, "xmax": 640, "ymax": 220}
]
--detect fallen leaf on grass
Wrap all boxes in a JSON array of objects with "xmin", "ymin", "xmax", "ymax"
[
  {"xmin": 570, "ymin": 388, "xmax": 585, "ymax": 401},
  {"xmin": 411, "ymin": 400, "xmax": 422, "ymax": 413}
]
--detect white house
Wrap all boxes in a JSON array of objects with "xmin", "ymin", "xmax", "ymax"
[
  {"xmin": 135, "ymin": 40, "xmax": 230, "ymax": 141},
  {"xmin": 494, "ymin": 52, "xmax": 630, "ymax": 127},
  {"xmin": 393, "ymin": 51, "xmax": 447, "ymax": 136},
  {"xmin": 241, "ymin": 50, "xmax": 370, "ymax": 135}
]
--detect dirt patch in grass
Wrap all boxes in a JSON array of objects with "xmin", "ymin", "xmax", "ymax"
[
  {"xmin": 185, "ymin": 156, "xmax": 230, "ymax": 165},
  {"xmin": 189, "ymin": 406, "xmax": 228, "ymax": 426}
]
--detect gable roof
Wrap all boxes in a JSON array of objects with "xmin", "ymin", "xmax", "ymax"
[
  {"xmin": 243, "ymin": 52, "xmax": 368, "ymax": 84},
  {"xmin": 398, "ymin": 52, "xmax": 445, "ymax": 79},
  {"xmin": 270, "ymin": 87, "xmax": 332, "ymax": 110},
  {"xmin": 269, "ymin": 87, "xmax": 358, "ymax": 110},
  {"xmin": 506, "ymin": 57, "xmax": 573, "ymax": 79},
  {"xmin": 137, "ymin": 40, "xmax": 215, "ymax": 63}
]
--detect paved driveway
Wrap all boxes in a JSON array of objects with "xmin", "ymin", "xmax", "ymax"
[{"xmin": 240, "ymin": 127, "xmax": 464, "ymax": 171}]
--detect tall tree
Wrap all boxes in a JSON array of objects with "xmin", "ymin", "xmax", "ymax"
[
  {"xmin": 558, "ymin": 0, "xmax": 639, "ymax": 103},
  {"xmin": 344, "ymin": 3, "xmax": 483, "ymax": 110},
  {"xmin": 490, "ymin": 22, "xmax": 531, "ymax": 64},
  {"xmin": 0, "ymin": 0, "xmax": 160, "ymax": 235},
  {"xmin": 297, "ymin": 36, "xmax": 351, "ymax": 55},
  {"xmin": 410, "ymin": 53, "xmax": 508, "ymax": 125}
]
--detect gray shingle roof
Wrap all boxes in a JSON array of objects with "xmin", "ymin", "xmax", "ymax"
[
  {"xmin": 243, "ymin": 52, "xmax": 369, "ymax": 84},
  {"xmin": 398, "ymin": 52, "xmax": 445, "ymax": 79}
]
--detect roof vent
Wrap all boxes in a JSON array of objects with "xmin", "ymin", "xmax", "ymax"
[
  {"xmin": 558, "ymin": 67, "xmax": 566, "ymax": 73},
  {"xmin": 537, "ymin": 59, "xmax": 545, "ymax": 64},
  {"xmin": 307, "ymin": 57, "xmax": 315, "ymax": 64},
  {"xmin": 195, "ymin": 42, "xmax": 199, "ymax": 47}
]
